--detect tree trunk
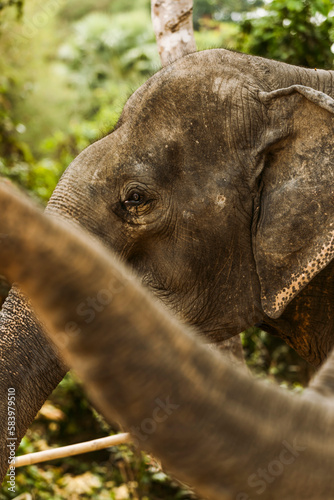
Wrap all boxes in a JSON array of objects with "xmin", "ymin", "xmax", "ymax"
[{"xmin": 151, "ymin": 0, "xmax": 196, "ymax": 67}]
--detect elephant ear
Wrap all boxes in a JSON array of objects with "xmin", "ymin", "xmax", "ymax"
[{"xmin": 253, "ymin": 85, "xmax": 334, "ymax": 319}]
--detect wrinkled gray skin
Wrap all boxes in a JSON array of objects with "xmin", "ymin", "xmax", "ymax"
[{"xmin": 1, "ymin": 48, "xmax": 334, "ymax": 482}]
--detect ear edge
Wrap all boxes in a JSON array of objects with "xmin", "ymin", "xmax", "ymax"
[
  {"xmin": 258, "ymin": 229, "xmax": 334, "ymax": 319},
  {"xmin": 259, "ymin": 85, "xmax": 334, "ymax": 115},
  {"xmin": 254, "ymin": 85, "xmax": 334, "ymax": 319}
]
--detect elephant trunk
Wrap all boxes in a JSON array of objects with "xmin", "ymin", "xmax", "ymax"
[
  {"xmin": 0, "ymin": 145, "xmax": 124, "ymax": 482},
  {"xmin": 0, "ymin": 168, "xmax": 93, "ymax": 481},
  {"xmin": 0, "ymin": 137, "xmax": 112, "ymax": 482},
  {"xmin": 0, "ymin": 288, "xmax": 67, "ymax": 481}
]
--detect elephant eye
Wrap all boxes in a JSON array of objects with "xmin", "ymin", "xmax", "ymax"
[
  {"xmin": 119, "ymin": 185, "xmax": 156, "ymax": 218},
  {"xmin": 124, "ymin": 191, "xmax": 144, "ymax": 207}
]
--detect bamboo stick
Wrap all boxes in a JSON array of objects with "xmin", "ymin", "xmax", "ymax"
[{"xmin": 14, "ymin": 433, "xmax": 131, "ymax": 467}]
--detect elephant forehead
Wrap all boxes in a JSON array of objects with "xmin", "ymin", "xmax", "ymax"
[
  {"xmin": 211, "ymin": 76, "xmax": 241, "ymax": 100},
  {"xmin": 122, "ymin": 76, "xmax": 239, "ymax": 131}
]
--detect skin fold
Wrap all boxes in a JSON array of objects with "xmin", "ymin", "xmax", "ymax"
[{"xmin": 0, "ymin": 48, "xmax": 334, "ymax": 484}]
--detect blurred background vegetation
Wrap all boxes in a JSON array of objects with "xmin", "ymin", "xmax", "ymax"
[{"xmin": 0, "ymin": 0, "xmax": 333, "ymax": 498}]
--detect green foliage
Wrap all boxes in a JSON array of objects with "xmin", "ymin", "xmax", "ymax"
[
  {"xmin": 237, "ymin": 0, "xmax": 334, "ymax": 67},
  {"xmin": 195, "ymin": 19, "xmax": 239, "ymax": 50},
  {"xmin": 57, "ymin": 10, "xmax": 159, "ymax": 117},
  {"xmin": 59, "ymin": 0, "xmax": 150, "ymax": 23},
  {"xmin": 0, "ymin": 0, "xmax": 23, "ymax": 18},
  {"xmin": 193, "ymin": 0, "xmax": 264, "ymax": 27},
  {"xmin": 0, "ymin": 0, "xmax": 160, "ymax": 207},
  {"xmin": 242, "ymin": 328, "xmax": 315, "ymax": 387},
  {"xmin": 59, "ymin": 10, "xmax": 158, "ymax": 86}
]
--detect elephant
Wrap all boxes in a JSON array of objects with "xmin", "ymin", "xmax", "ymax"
[
  {"xmin": 0, "ymin": 168, "xmax": 334, "ymax": 499},
  {"xmin": 0, "ymin": 48, "xmax": 334, "ymax": 493}
]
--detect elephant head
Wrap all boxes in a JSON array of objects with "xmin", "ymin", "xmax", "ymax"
[
  {"xmin": 1, "ymin": 48, "xmax": 334, "ymax": 482},
  {"xmin": 47, "ymin": 49, "xmax": 334, "ymax": 359}
]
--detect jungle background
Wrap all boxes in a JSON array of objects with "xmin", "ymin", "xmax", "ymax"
[{"xmin": 1, "ymin": 0, "xmax": 334, "ymax": 498}]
